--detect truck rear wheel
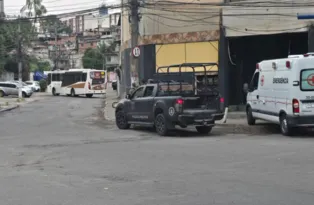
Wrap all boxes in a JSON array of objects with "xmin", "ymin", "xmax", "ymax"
[
  {"xmin": 196, "ymin": 126, "xmax": 212, "ymax": 134},
  {"xmin": 116, "ymin": 110, "xmax": 130, "ymax": 129},
  {"xmin": 155, "ymin": 113, "xmax": 169, "ymax": 136}
]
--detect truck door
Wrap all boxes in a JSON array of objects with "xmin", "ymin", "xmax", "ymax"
[
  {"xmin": 128, "ymin": 86, "xmax": 144, "ymax": 122},
  {"xmin": 247, "ymin": 72, "xmax": 261, "ymax": 118},
  {"xmin": 140, "ymin": 85, "xmax": 155, "ymax": 122}
]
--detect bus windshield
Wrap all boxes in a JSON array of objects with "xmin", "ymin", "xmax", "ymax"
[{"xmin": 90, "ymin": 71, "xmax": 105, "ymax": 85}]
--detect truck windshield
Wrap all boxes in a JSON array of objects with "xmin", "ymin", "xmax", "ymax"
[{"xmin": 300, "ymin": 69, "xmax": 314, "ymax": 91}]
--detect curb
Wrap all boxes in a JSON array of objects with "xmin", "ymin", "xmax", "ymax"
[
  {"xmin": 103, "ymin": 96, "xmax": 116, "ymax": 121},
  {"xmin": 215, "ymin": 123, "xmax": 280, "ymax": 135},
  {"xmin": 0, "ymin": 96, "xmax": 45, "ymax": 114},
  {"xmin": 0, "ymin": 105, "xmax": 20, "ymax": 114}
]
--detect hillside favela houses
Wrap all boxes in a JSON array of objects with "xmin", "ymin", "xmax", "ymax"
[{"xmin": 31, "ymin": 6, "xmax": 121, "ymax": 82}]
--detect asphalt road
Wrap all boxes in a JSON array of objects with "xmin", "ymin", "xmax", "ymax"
[{"xmin": 1, "ymin": 95, "xmax": 314, "ymax": 205}]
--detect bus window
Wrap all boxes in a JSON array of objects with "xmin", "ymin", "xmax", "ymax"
[
  {"xmin": 62, "ymin": 72, "xmax": 83, "ymax": 86},
  {"xmin": 60, "ymin": 73, "xmax": 64, "ymax": 81},
  {"xmin": 52, "ymin": 73, "xmax": 57, "ymax": 81},
  {"xmin": 47, "ymin": 73, "xmax": 51, "ymax": 85},
  {"xmin": 75, "ymin": 75, "xmax": 81, "ymax": 82},
  {"xmin": 82, "ymin": 73, "xmax": 87, "ymax": 81},
  {"xmin": 90, "ymin": 71, "xmax": 105, "ymax": 85}
]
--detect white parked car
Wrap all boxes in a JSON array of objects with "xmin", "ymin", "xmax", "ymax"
[
  {"xmin": 244, "ymin": 53, "xmax": 314, "ymax": 136},
  {"xmin": 12, "ymin": 81, "xmax": 34, "ymax": 95},
  {"xmin": 12, "ymin": 81, "xmax": 33, "ymax": 92},
  {"xmin": 25, "ymin": 81, "xmax": 40, "ymax": 92}
]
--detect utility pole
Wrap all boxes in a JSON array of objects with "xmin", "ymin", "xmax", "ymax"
[
  {"xmin": 0, "ymin": 0, "xmax": 5, "ymax": 19},
  {"xmin": 54, "ymin": 22, "xmax": 58, "ymax": 70},
  {"xmin": 129, "ymin": 0, "xmax": 140, "ymax": 92},
  {"xmin": 17, "ymin": 17, "xmax": 23, "ymax": 98}
]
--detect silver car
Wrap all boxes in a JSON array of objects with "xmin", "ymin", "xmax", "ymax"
[{"xmin": 0, "ymin": 82, "xmax": 33, "ymax": 97}]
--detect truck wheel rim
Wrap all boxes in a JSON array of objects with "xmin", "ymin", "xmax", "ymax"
[
  {"xmin": 117, "ymin": 112, "xmax": 126, "ymax": 125},
  {"xmin": 156, "ymin": 116, "xmax": 165, "ymax": 133}
]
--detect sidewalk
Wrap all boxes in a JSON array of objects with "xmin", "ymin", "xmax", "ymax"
[
  {"xmin": 0, "ymin": 92, "xmax": 49, "ymax": 113},
  {"xmin": 104, "ymin": 88, "xmax": 119, "ymax": 121}
]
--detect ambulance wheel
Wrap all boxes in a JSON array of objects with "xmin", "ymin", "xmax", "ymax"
[
  {"xmin": 246, "ymin": 106, "xmax": 256, "ymax": 125},
  {"xmin": 280, "ymin": 114, "xmax": 293, "ymax": 136}
]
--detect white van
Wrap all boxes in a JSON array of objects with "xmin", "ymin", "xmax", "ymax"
[{"xmin": 244, "ymin": 53, "xmax": 314, "ymax": 136}]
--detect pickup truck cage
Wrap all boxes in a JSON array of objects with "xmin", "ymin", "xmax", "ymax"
[{"xmin": 154, "ymin": 63, "xmax": 219, "ymax": 97}]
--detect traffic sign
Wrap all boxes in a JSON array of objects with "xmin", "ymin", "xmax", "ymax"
[{"xmin": 132, "ymin": 46, "xmax": 140, "ymax": 57}]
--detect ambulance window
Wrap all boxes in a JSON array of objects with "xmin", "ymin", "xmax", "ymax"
[
  {"xmin": 251, "ymin": 73, "xmax": 260, "ymax": 90},
  {"xmin": 300, "ymin": 69, "xmax": 314, "ymax": 91}
]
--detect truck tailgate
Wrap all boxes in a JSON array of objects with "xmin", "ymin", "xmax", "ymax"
[
  {"xmin": 178, "ymin": 108, "xmax": 224, "ymax": 124},
  {"xmin": 183, "ymin": 109, "xmax": 218, "ymax": 117},
  {"xmin": 182, "ymin": 96, "xmax": 220, "ymax": 110}
]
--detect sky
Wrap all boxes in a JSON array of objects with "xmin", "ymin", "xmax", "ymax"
[{"xmin": 4, "ymin": 0, "xmax": 119, "ymax": 16}]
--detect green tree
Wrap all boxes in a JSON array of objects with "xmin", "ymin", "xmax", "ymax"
[
  {"xmin": 21, "ymin": 0, "xmax": 47, "ymax": 21},
  {"xmin": 82, "ymin": 48, "xmax": 103, "ymax": 69},
  {"xmin": 0, "ymin": 18, "xmax": 36, "ymax": 76},
  {"xmin": 28, "ymin": 57, "xmax": 50, "ymax": 72},
  {"xmin": 82, "ymin": 41, "xmax": 116, "ymax": 70}
]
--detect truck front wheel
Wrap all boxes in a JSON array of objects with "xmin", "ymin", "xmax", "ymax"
[
  {"xmin": 196, "ymin": 126, "xmax": 212, "ymax": 134},
  {"xmin": 155, "ymin": 113, "xmax": 170, "ymax": 136},
  {"xmin": 115, "ymin": 110, "xmax": 130, "ymax": 129}
]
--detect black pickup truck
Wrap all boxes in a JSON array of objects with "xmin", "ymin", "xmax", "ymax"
[{"xmin": 113, "ymin": 63, "xmax": 225, "ymax": 136}]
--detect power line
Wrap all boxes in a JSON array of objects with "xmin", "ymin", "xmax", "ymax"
[
  {"xmin": 142, "ymin": 0, "xmax": 314, "ymax": 6},
  {"xmin": 6, "ymin": 5, "xmax": 123, "ymax": 16},
  {"xmin": 3, "ymin": 3, "xmax": 125, "ymax": 21},
  {"xmin": 6, "ymin": 0, "xmax": 118, "ymax": 8},
  {"xmin": 5, "ymin": 0, "xmax": 107, "ymax": 10}
]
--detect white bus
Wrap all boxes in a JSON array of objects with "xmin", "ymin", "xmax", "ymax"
[{"xmin": 46, "ymin": 69, "xmax": 106, "ymax": 98}]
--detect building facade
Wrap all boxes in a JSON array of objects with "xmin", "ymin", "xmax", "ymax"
[
  {"xmin": 221, "ymin": 0, "xmax": 313, "ymax": 106},
  {"xmin": 120, "ymin": 0, "xmax": 222, "ymax": 95}
]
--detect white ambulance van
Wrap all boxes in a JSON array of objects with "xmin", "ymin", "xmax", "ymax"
[{"xmin": 244, "ymin": 53, "xmax": 314, "ymax": 136}]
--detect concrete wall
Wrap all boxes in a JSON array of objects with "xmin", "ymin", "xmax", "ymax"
[
  {"xmin": 121, "ymin": 0, "xmax": 131, "ymax": 49},
  {"xmin": 223, "ymin": 0, "xmax": 313, "ymax": 37},
  {"xmin": 155, "ymin": 42, "xmax": 219, "ymax": 72},
  {"xmin": 0, "ymin": 71, "xmax": 14, "ymax": 81},
  {"xmin": 139, "ymin": 0, "xmax": 222, "ymax": 36}
]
